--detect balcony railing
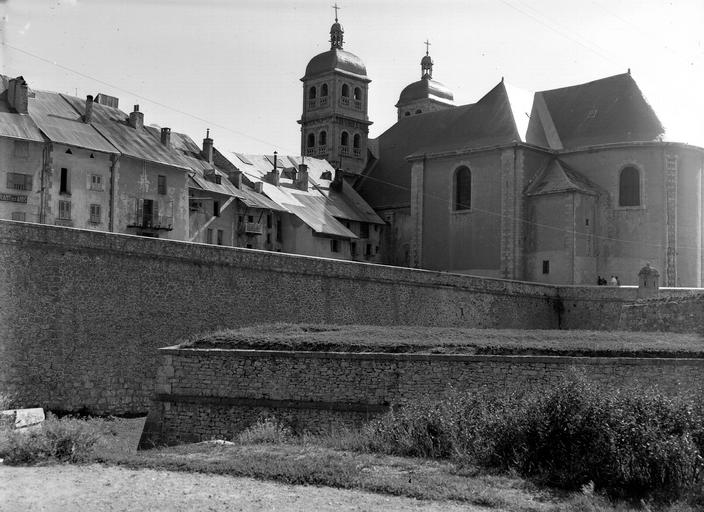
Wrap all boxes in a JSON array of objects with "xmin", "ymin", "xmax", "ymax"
[
  {"xmin": 340, "ymin": 96, "xmax": 350, "ymax": 107},
  {"xmin": 127, "ymin": 213, "xmax": 173, "ymax": 231},
  {"xmin": 317, "ymin": 145, "xmax": 328, "ymax": 156},
  {"xmin": 352, "ymin": 148, "xmax": 361, "ymax": 158},
  {"xmin": 354, "ymin": 99, "xmax": 363, "ymax": 110},
  {"xmin": 243, "ymin": 222, "xmax": 263, "ymax": 235},
  {"xmin": 339, "ymin": 146, "xmax": 351, "ymax": 157},
  {"xmin": 319, "ymin": 96, "xmax": 329, "ymax": 107},
  {"xmin": 305, "ymin": 147, "xmax": 316, "ymax": 156},
  {"xmin": 307, "ymin": 99, "xmax": 316, "ymax": 110}
]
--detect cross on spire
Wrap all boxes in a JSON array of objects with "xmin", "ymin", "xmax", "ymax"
[
  {"xmin": 332, "ymin": 2, "xmax": 341, "ymax": 21},
  {"xmin": 424, "ymin": 39, "xmax": 431, "ymax": 56}
]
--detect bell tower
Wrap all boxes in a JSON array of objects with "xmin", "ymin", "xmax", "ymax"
[{"xmin": 299, "ymin": 5, "xmax": 372, "ymax": 177}]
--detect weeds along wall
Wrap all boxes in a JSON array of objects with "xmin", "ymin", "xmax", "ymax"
[
  {"xmin": 0, "ymin": 220, "xmax": 558, "ymax": 414},
  {"xmin": 141, "ymin": 347, "xmax": 704, "ymax": 446}
]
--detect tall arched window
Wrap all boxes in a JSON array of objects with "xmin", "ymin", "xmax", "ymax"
[
  {"xmin": 353, "ymin": 134, "xmax": 361, "ymax": 148},
  {"xmin": 319, "ymin": 130, "xmax": 327, "ymax": 146},
  {"xmin": 353, "ymin": 87, "xmax": 362, "ymax": 100},
  {"xmin": 341, "ymin": 84, "xmax": 350, "ymax": 97},
  {"xmin": 619, "ymin": 166, "xmax": 640, "ymax": 206},
  {"xmin": 321, "ymin": 83, "xmax": 328, "ymax": 97},
  {"xmin": 307, "ymin": 133, "xmax": 315, "ymax": 148},
  {"xmin": 454, "ymin": 166, "xmax": 472, "ymax": 210},
  {"xmin": 308, "ymin": 86, "xmax": 316, "ymax": 99},
  {"xmin": 341, "ymin": 131, "xmax": 349, "ymax": 146}
]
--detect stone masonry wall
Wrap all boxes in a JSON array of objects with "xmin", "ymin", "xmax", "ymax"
[
  {"xmin": 142, "ymin": 347, "xmax": 704, "ymax": 446},
  {"xmin": 619, "ymin": 295, "xmax": 704, "ymax": 333},
  {"xmin": 0, "ymin": 220, "xmax": 558, "ymax": 414}
]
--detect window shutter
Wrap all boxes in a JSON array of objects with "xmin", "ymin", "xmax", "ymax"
[
  {"xmin": 136, "ymin": 198, "xmax": 144, "ymax": 225},
  {"xmin": 153, "ymin": 201, "xmax": 159, "ymax": 225}
]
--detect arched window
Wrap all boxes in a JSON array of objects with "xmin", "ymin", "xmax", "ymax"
[
  {"xmin": 415, "ymin": 109, "xmax": 422, "ymax": 114},
  {"xmin": 454, "ymin": 166, "xmax": 472, "ymax": 210},
  {"xmin": 307, "ymin": 133, "xmax": 315, "ymax": 148},
  {"xmin": 353, "ymin": 87, "xmax": 362, "ymax": 100},
  {"xmin": 308, "ymin": 86, "xmax": 316, "ymax": 99},
  {"xmin": 319, "ymin": 130, "xmax": 327, "ymax": 146},
  {"xmin": 341, "ymin": 131, "xmax": 349, "ymax": 146},
  {"xmin": 619, "ymin": 166, "xmax": 640, "ymax": 206},
  {"xmin": 404, "ymin": 111, "xmax": 411, "ymax": 117},
  {"xmin": 341, "ymin": 84, "xmax": 350, "ymax": 97},
  {"xmin": 321, "ymin": 83, "xmax": 328, "ymax": 97},
  {"xmin": 353, "ymin": 134, "xmax": 361, "ymax": 148}
]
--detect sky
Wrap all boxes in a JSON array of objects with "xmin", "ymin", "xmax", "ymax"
[{"xmin": 1, "ymin": 0, "xmax": 703, "ymax": 155}]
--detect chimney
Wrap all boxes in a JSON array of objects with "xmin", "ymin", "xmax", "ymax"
[
  {"xmin": 267, "ymin": 151, "xmax": 280, "ymax": 186},
  {"xmin": 295, "ymin": 163, "xmax": 309, "ymax": 191},
  {"xmin": 160, "ymin": 127, "xmax": 171, "ymax": 146},
  {"xmin": 128, "ymin": 104, "xmax": 144, "ymax": 129},
  {"xmin": 254, "ymin": 181, "xmax": 263, "ymax": 193},
  {"xmin": 231, "ymin": 170, "xmax": 242, "ymax": 189},
  {"xmin": 201, "ymin": 129, "xmax": 213, "ymax": 163},
  {"xmin": 8, "ymin": 76, "xmax": 29, "ymax": 114},
  {"xmin": 83, "ymin": 95, "xmax": 94, "ymax": 123},
  {"xmin": 331, "ymin": 168, "xmax": 344, "ymax": 192}
]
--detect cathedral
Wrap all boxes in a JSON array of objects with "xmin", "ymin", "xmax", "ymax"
[{"xmin": 302, "ymin": 15, "xmax": 704, "ymax": 287}]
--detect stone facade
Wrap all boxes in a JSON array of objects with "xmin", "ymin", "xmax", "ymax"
[{"xmin": 142, "ymin": 347, "xmax": 704, "ymax": 446}]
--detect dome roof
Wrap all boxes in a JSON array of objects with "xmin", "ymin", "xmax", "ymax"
[
  {"xmin": 397, "ymin": 77, "xmax": 454, "ymax": 106},
  {"xmin": 304, "ymin": 49, "xmax": 368, "ymax": 80}
]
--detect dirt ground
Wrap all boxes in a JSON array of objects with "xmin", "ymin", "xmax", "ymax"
[{"xmin": 0, "ymin": 464, "xmax": 497, "ymax": 512}]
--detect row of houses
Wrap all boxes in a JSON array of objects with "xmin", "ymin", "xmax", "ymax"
[{"xmin": 0, "ymin": 75, "xmax": 384, "ymax": 262}]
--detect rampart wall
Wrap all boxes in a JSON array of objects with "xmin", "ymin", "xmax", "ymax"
[
  {"xmin": 141, "ymin": 347, "xmax": 704, "ymax": 446},
  {"xmin": 0, "ymin": 220, "xmax": 701, "ymax": 414}
]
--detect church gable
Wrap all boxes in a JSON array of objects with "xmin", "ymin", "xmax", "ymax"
[
  {"xmin": 525, "ymin": 159, "xmax": 600, "ymax": 197},
  {"xmin": 527, "ymin": 73, "xmax": 665, "ymax": 149}
]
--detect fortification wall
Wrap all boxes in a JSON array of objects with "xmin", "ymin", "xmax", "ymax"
[
  {"xmin": 141, "ymin": 347, "xmax": 704, "ymax": 446},
  {"xmin": 619, "ymin": 295, "xmax": 704, "ymax": 333},
  {"xmin": 0, "ymin": 220, "xmax": 557, "ymax": 414}
]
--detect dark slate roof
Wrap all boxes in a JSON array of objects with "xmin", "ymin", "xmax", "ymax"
[
  {"xmin": 359, "ymin": 81, "xmax": 521, "ymax": 209},
  {"xmin": 62, "ymin": 95, "xmax": 189, "ymax": 169},
  {"xmin": 0, "ymin": 76, "xmax": 45, "ymax": 142},
  {"xmin": 303, "ymin": 49, "xmax": 368, "ymax": 80},
  {"xmin": 397, "ymin": 77, "xmax": 454, "ymax": 106},
  {"xmin": 526, "ymin": 73, "xmax": 665, "ymax": 149},
  {"xmin": 28, "ymin": 91, "xmax": 117, "ymax": 153},
  {"xmin": 525, "ymin": 159, "xmax": 600, "ymax": 197}
]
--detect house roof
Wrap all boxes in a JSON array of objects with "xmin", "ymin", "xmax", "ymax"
[
  {"xmin": 0, "ymin": 76, "xmax": 45, "ymax": 143},
  {"xmin": 360, "ymin": 80, "xmax": 521, "ymax": 209},
  {"xmin": 526, "ymin": 73, "xmax": 665, "ymax": 149},
  {"xmin": 524, "ymin": 159, "xmax": 600, "ymax": 197},
  {"xmin": 62, "ymin": 95, "xmax": 189, "ymax": 169},
  {"xmin": 28, "ymin": 91, "xmax": 118, "ymax": 153}
]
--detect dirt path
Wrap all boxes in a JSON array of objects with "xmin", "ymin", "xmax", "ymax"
[{"xmin": 0, "ymin": 463, "xmax": 496, "ymax": 511}]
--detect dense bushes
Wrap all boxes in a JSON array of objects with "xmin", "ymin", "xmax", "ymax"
[
  {"xmin": 363, "ymin": 376, "xmax": 704, "ymax": 502},
  {"xmin": 0, "ymin": 413, "xmax": 103, "ymax": 464}
]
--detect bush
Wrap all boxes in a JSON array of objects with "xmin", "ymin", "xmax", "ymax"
[
  {"xmin": 362, "ymin": 375, "xmax": 704, "ymax": 503},
  {"xmin": 236, "ymin": 417, "xmax": 293, "ymax": 445},
  {"xmin": 0, "ymin": 413, "xmax": 103, "ymax": 464}
]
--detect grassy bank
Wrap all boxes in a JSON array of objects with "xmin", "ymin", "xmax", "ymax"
[{"xmin": 180, "ymin": 324, "xmax": 704, "ymax": 358}]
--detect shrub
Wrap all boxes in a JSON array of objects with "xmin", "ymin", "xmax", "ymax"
[
  {"xmin": 0, "ymin": 413, "xmax": 103, "ymax": 464},
  {"xmin": 236, "ymin": 417, "xmax": 292, "ymax": 445}
]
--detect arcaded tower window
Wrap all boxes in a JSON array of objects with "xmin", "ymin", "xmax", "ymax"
[
  {"xmin": 353, "ymin": 87, "xmax": 362, "ymax": 100},
  {"xmin": 341, "ymin": 131, "xmax": 349, "ymax": 146},
  {"xmin": 321, "ymin": 83, "xmax": 328, "ymax": 96},
  {"xmin": 353, "ymin": 134, "xmax": 361, "ymax": 148},
  {"xmin": 454, "ymin": 166, "xmax": 472, "ymax": 210},
  {"xmin": 307, "ymin": 133, "xmax": 315, "ymax": 148},
  {"xmin": 619, "ymin": 166, "xmax": 640, "ymax": 206},
  {"xmin": 319, "ymin": 130, "xmax": 327, "ymax": 146},
  {"xmin": 308, "ymin": 86, "xmax": 317, "ymax": 99},
  {"xmin": 341, "ymin": 84, "xmax": 349, "ymax": 97}
]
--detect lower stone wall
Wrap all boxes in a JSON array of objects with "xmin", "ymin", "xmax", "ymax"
[
  {"xmin": 619, "ymin": 295, "xmax": 704, "ymax": 333},
  {"xmin": 141, "ymin": 347, "xmax": 704, "ymax": 447}
]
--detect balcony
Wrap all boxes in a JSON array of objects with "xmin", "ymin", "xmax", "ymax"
[
  {"xmin": 317, "ymin": 145, "xmax": 328, "ymax": 156},
  {"xmin": 339, "ymin": 146, "xmax": 351, "ymax": 157},
  {"xmin": 352, "ymin": 148, "xmax": 361, "ymax": 158},
  {"xmin": 353, "ymin": 99, "xmax": 363, "ymax": 110},
  {"xmin": 339, "ymin": 96, "xmax": 350, "ymax": 107},
  {"xmin": 305, "ymin": 147, "xmax": 316, "ymax": 156},
  {"xmin": 307, "ymin": 99, "xmax": 316, "ymax": 110},
  {"xmin": 127, "ymin": 213, "xmax": 174, "ymax": 231},
  {"xmin": 319, "ymin": 96, "xmax": 329, "ymax": 107},
  {"xmin": 242, "ymin": 222, "xmax": 263, "ymax": 235}
]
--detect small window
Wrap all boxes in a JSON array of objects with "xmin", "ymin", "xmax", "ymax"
[
  {"xmin": 321, "ymin": 83, "xmax": 328, "ymax": 97},
  {"xmin": 276, "ymin": 219, "xmax": 282, "ymax": 242},
  {"xmin": 7, "ymin": 172, "xmax": 32, "ymax": 191},
  {"xmin": 11, "ymin": 212, "xmax": 26, "ymax": 221},
  {"xmin": 415, "ymin": 109, "xmax": 422, "ymax": 114},
  {"xmin": 158, "ymin": 175, "xmax": 166, "ymax": 195},
  {"xmin": 248, "ymin": 215, "xmax": 254, "ymax": 223},
  {"xmin": 330, "ymin": 239, "xmax": 339, "ymax": 253},
  {"xmin": 585, "ymin": 218, "xmax": 589, "ymax": 226},
  {"xmin": 542, "ymin": 260, "xmax": 550, "ymax": 274},
  {"xmin": 353, "ymin": 134, "xmax": 361, "ymax": 149},
  {"xmin": 266, "ymin": 233, "xmax": 271, "ymax": 244},
  {"xmin": 619, "ymin": 166, "xmax": 640, "ymax": 207},
  {"xmin": 308, "ymin": 86, "xmax": 316, "ymax": 99},
  {"xmin": 307, "ymin": 133, "xmax": 315, "ymax": 148},
  {"xmin": 89, "ymin": 204, "xmax": 101, "ymax": 224},
  {"xmin": 404, "ymin": 111, "xmax": 411, "ymax": 117},
  {"xmin": 365, "ymin": 243, "xmax": 372, "ymax": 256},
  {"xmin": 213, "ymin": 200, "xmax": 220, "ymax": 217},
  {"xmin": 206, "ymin": 228, "xmax": 213, "ymax": 244},
  {"xmin": 246, "ymin": 243, "xmax": 252, "ymax": 249},
  {"xmin": 60, "ymin": 168, "xmax": 70, "ymax": 195},
  {"xmin": 353, "ymin": 87, "xmax": 362, "ymax": 100},
  {"xmin": 58, "ymin": 200, "xmax": 71, "ymax": 220},
  {"xmin": 360, "ymin": 222, "xmax": 369, "ymax": 238},
  {"xmin": 216, "ymin": 229, "xmax": 224, "ymax": 245},
  {"xmin": 13, "ymin": 141, "xmax": 29, "ymax": 158},
  {"xmin": 90, "ymin": 174, "xmax": 103, "ymax": 191},
  {"xmin": 341, "ymin": 131, "xmax": 349, "ymax": 146},
  {"xmin": 319, "ymin": 130, "xmax": 327, "ymax": 146},
  {"xmin": 454, "ymin": 166, "xmax": 472, "ymax": 210},
  {"xmin": 341, "ymin": 84, "xmax": 349, "ymax": 97},
  {"xmin": 267, "ymin": 214, "xmax": 272, "ymax": 229}
]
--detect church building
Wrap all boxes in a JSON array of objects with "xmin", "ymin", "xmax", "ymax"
[{"xmin": 302, "ymin": 14, "xmax": 704, "ymax": 287}]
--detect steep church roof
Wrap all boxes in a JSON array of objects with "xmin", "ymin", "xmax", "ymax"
[
  {"xmin": 359, "ymin": 81, "xmax": 521, "ymax": 210},
  {"xmin": 526, "ymin": 73, "xmax": 665, "ymax": 149}
]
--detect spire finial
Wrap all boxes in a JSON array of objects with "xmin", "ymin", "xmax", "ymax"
[
  {"xmin": 420, "ymin": 40, "xmax": 434, "ymax": 79},
  {"xmin": 424, "ymin": 39, "xmax": 431, "ymax": 56},
  {"xmin": 332, "ymin": 2, "xmax": 340, "ymax": 22},
  {"xmin": 329, "ymin": 3, "xmax": 344, "ymax": 49},
  {"xmin": 206, "ymin": 128, "xmax": 210, "ymax": 139}
]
